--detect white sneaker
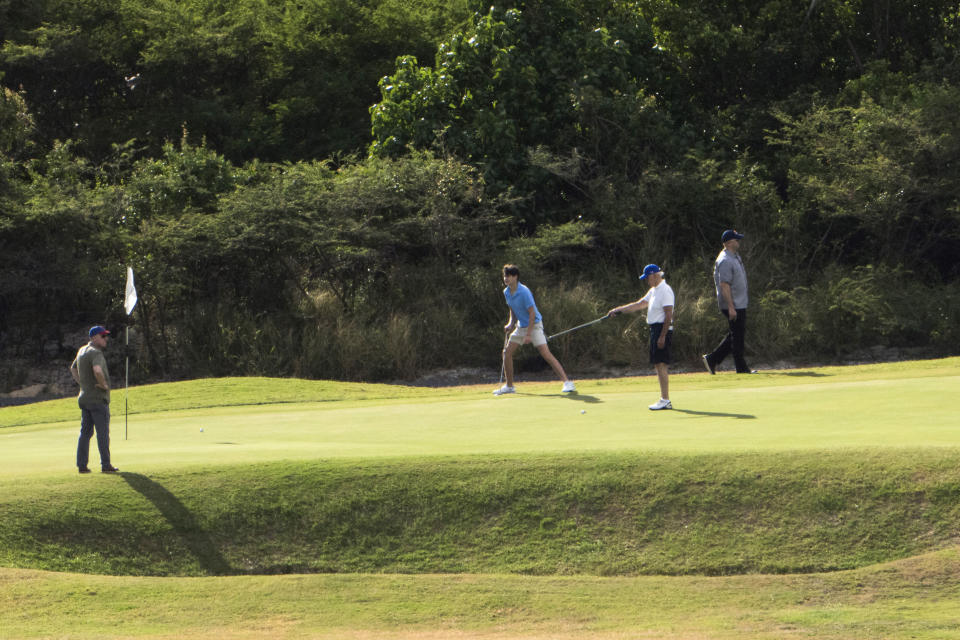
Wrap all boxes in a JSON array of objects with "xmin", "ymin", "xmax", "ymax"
[
  {"xmin": 493, "ymin": 385, "xmax": 516, "ymax": 396},
  {"xmin": 561, "ymin": 381, "xmax": 576, "ymax": 393},
  {"xmin": 649, "ymin": 398, "xmax": 672, "ymax": 411}
]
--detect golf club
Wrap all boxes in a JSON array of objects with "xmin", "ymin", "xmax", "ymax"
[
  {"xmin": 546, "ymin": 315, "xmax": 609, "ymax": 341},
  {"xmin": 499, "ymin": 332, "xmax": 510, "ymax": 384}
]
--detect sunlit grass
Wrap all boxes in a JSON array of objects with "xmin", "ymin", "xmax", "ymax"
[{"xmin": 2, "ymin": 358, "xmax": 960, "ymax": 638}]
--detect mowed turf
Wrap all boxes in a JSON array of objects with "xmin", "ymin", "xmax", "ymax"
[
  {"xmin": 4, "ymin": 548, "xmax": 960, "ymax": 639},
  {"xmin": 2, "ymin": 358, "xmax": 959, "ymax": 475},
  {"xmin": 2, "ymin": 358, "xmax": 960, "ymax": 639}
]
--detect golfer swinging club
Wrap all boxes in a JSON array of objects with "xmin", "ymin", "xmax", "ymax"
[{"xmin": 493, "ymin": 264, "xmax": 576, "ymax": 395}]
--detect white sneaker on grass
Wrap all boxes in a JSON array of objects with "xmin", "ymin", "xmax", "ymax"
[
  {"xmin": 493, "ymin": 385, "xmax": 516, "ymax": 396},
  {"xmin": 561, "ymin": 381, "xmax": 576, "ymax": 393},
  {"xmin": 649, "ymin": 398, "xmax": 672, "ymax": 411}
]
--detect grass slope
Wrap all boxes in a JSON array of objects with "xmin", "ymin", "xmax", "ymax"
[{"xmin": 2, "ymin": 452, "xmax": 960, "ymax": 577}]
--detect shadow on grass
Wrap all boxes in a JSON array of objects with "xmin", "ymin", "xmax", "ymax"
[
  {"xmin": 518, "ymin": 392, "xmax": 604, "ymax": 403},
  {"xmin": 673, "ymin": 408, "xmax": 757, "ymax": 419},
  {"xmin": 121, "ymin": 472, "xmax": 232, "ymax": 575},
  {"xmin": 768, "ymin": 370, "xmax": 829, "ymax": 377}
]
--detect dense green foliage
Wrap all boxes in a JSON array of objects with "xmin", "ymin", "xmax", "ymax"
[
  {"xmin": 4, "ymin": 450, "xmax": 960, "ymax": 576},
  {"xmin": 0, "ymin": 0, "xmax": 472, "ymax": 161},
  {"xmin": 2, "ymin": 0, "xmax": 959, "ymax": 386}
]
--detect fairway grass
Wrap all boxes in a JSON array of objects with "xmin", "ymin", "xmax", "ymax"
[
  {"xmin": 3, "ymin": 548, "xmax": 960, "ymax": 639},
  {"xmin": 2, "ymin": 358, "xmax": 960, "ymax": 639}
]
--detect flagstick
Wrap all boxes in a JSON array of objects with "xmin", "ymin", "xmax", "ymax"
[
  {"xmin": 125, "ymin": 325, "xmax": 129, "ymax": 440},
  {"xmin": 123, "ymin": 265, "xmax": 138, "ymax": 441}
]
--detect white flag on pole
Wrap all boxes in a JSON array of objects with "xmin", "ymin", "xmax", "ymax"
[{"xmin": 124, "ymin": 267, "xmax": 138, "ymax": 315}]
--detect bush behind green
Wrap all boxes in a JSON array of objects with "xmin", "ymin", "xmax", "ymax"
[{"xmin": 111, "ymin": 257, "xmax": 960, "ymax": 383}]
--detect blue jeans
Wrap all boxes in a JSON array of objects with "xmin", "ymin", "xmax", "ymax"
[{"xmin": 77, "ymin": 402, "xmax": 111, "ymax": 469}]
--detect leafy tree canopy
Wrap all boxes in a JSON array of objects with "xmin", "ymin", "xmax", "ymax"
[
  {"xmin": 0, "ymin": 0, "xmax": 472, "ymax": 162},
  {"xmin": 370, "ymin": 0, "xmax": 670, "ymax": 205}
]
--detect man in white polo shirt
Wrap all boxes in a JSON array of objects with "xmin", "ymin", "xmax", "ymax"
[{"xmin": 607, "ymin": 264, "xmax": 675, "ymax": 410}]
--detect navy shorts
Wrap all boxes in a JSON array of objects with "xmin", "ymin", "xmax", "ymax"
[{"xmin": 648, "ymin": 323, "xmax": 672, "ymax": 364}]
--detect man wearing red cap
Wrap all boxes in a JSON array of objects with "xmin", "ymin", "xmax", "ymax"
[{"xmin": 70, "ymin": 326, "xmax": 119, "ymax": 473}]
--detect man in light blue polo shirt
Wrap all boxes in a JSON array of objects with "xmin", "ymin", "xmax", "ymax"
[{"xmin": 494, "ymin": 264, "xmax": 575, "ymax": 395}]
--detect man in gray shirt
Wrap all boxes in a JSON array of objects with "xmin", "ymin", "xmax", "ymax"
[
  {"xmin": 702, "ymin": 230, "xmax": 753, "ymax": 374},
  {"xmin": 70, "ymin": 325, "xmax": 119, "ymax": 473}
]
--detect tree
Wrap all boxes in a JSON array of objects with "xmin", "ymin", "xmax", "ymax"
[
  {"xmin": 634, "ymin": 0, "xmax": 960, "ymax": 161},
  {"xmin": 774, "ymin": 71, "xmax": 960, "ymax": 279},
  {"xmin": 369, "ymin": 0, "xmax": 668, "ymax": 221},
  {"xmin": 0, "ymin": 141, "xmax": 127, "ymax": 357},
  {"xmin": 0, "ymin": 0, "xmax": 141, "ymax": 158},
  {"xmin": 0, "ymin": 0, "xmax": 472, "ymax": 162}
]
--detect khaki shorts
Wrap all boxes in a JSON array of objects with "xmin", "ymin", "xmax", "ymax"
[{"xmin": 508, "ymin": 322, "xmax": 548, "ymax": 347}]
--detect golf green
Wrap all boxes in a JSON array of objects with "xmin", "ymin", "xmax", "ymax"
[{"xmin": 3, "ymin": 360, "xmax": 958, "ymax": 476}]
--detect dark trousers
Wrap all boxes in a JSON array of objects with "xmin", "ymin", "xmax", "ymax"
[
  {"xmin": 706, "ymin": 308, "xmax": 750, "ymax": 373},
  {"xmin": 77, "ymin": 402, "xmax": 111, "ymax": 469}
]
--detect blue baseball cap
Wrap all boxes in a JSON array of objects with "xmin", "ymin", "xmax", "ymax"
[
  {"xmin": 721, "ymin": 229, "xmax": 744, "ymax": 242},
  {"xmin": 89, "ymin": 325, "xmax": 110, "ymax": 337},
  {"xmin": 639, "ymin": 264, "xmax": 663, "ymax": 280}
]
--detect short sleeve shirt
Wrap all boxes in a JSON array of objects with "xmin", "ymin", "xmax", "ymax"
[
  {"xmin": 503, "ymin": 283, "xmax": 543, "ymax": 327},
  {"xmin": 714, "ymin": 249, "xmax": 748, "ymax": 310},
  {"xmin": 73, "ymin": 343, "xmax": 110, "ymax": 406},
  {"xmin": 641, "ymin": 280, "xmax": 675, "ymax": 327}
]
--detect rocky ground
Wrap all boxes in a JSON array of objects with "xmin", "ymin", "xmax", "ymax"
[{"xmin": 0, "ymin": 357, "xmax": 78, "ymax": 407}]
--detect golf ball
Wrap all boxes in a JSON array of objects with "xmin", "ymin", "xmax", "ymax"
[
  {"xmin": 580, "ymin": 410, "xmax": 586, "ymax": 414},
  {"xmin": 199, "ymin": 428, "xmax": 204, "ymax": 432}
]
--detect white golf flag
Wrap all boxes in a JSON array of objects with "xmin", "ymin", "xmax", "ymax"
[{"xmin": 124, "ymin": 267, "xmax": 138, "ymax": 315}]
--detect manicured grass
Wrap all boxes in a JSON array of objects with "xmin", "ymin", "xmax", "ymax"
[
  {"xmin": 2, "ymin": 358, "xmax": 959, "ymax": 476},
  {"xmin": 3, "ymin": 452, "xmax": 960, "ymax": 577},
  {"xmin": 3, "ymin": 355, "xmax": 956, "ymax": 429},
  {"xmin": 0, "ymin": 375, "xmax": 455, "ymax": 429},
  {"xmin": 2, "ymin": 358, "xmax": 960, "ymax": 638},
  {"xmin": 3, "ymin": 549, "xmax": 960, "ymax": 639}
]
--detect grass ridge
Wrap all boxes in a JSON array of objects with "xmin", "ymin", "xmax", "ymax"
[{"xmin": 3, "ymin": 450, "xmax": 960, "ymax": 578}]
